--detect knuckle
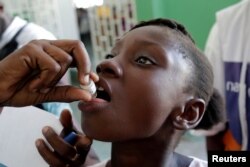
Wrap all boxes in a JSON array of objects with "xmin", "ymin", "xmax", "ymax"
[
  {"xmin": 51, "ymin": 63, "xmax": 61, "ymax": 73},
  {"xmin": 29, "ymin": 39, "xmax": 41, "ymax": 45},
  {"xmin": 73, "ymin": 40, "xmax": 85, "ymax": 48},
  {"xmin": 24, "ymin": 42, "xmax": 37, "ymax": 51},
  {"xmin": 51, "ymin": 160, "xmax": 65, "ymax": 167},
  {"xmin": 62, "ymin": 55, "xmax": 73, "ymax": 64},
  {"xmin": 27, "ymin": 39, "xmax": 49, "ymax": 49},
  {"xmin": 60, "ymin": 149, "xmax": 72, "ymax": 158},
  {"xmin": 22, "ymin": 40, "xmax": 45, "ymax": 55}
]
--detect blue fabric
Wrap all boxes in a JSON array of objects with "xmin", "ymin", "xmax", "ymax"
[
  {"xmin": 0, "ymin": 163, "xmax": 7, "ymax": 167},
  {"xmin": 42, "ymin": 102, "xmax": 72, "ymax": 117},
  {"xmin": 224, "ymin": 62, "xmax": 250, "ymax": 150}
]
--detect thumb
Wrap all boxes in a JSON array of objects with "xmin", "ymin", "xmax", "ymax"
[
  {"xmin": 44, "ymin": 86, "xmax": 92, "ymax": 103},
  {"xmin": 60, "ymin": 109, "xmax": 73, "ymax": 130}
]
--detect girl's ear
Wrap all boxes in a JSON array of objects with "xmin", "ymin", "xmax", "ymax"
[{"xmin": 172, "ymin": 99, "xmax": 205, "ymax": 130}]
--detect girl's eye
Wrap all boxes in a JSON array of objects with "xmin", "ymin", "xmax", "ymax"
[
  {"xmin": 135, "ymin": 56, "xmax": 154, "ymax": 65},
  {"xmin": 105, "ymin": 54, "xmax": 115, "ymax": 59}
]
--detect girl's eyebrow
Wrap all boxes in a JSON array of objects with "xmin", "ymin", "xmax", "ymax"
[{"xmin": 112, "ymin": 38, "xmax": 123, "ymax": 53}]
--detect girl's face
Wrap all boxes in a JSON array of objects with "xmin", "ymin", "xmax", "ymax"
[{"xmin": 78, "ymin": 26, "xmax": 192, "ymax": 141}]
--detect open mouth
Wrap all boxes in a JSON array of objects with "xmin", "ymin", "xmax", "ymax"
[{"xmin": 96, "ymin": 86, "xmax": 111, "ymax": 102}]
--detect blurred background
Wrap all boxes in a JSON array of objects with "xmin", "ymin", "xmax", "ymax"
[{"xmin": 3, "ymin": 0, "xmax": 240, "ymax": 161}]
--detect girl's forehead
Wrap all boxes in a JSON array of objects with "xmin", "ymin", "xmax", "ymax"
[
  {"xmin": 127, "ymin": 26, "xmax": 171, "ymax": 39},
  {"xmin": 114, "ymin": 26, "xmax": 174, "ymax": 50}
]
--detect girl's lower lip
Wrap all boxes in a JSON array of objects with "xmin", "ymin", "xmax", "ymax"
[
  {"xmin": 78, "ymin": 98, "xmax": 109, "ymax": 112},
  {"xmin": 90, "ymin": 97, "xmax": 108, "ymax": 103}
]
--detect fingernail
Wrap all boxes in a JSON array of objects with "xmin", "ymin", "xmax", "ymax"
[
  {"xmin": 32, "ymin": 89, "xmax": 38, "ymax": 93},
  {"xmin": 79, "ymin": 92, "xmax": 92, "ymax": 102},
  {"xmin": 82, "ymin": 75, "xmax": 89, "ymax": 85},
  {"xmin": 35, "ymin": 140, "xmax": 41, "ymax": 147},
  {"xmin": 42, "ymin": 126, "xmax": 50, "ymax": 135},
  {"xmin": 40, "ymin": 88, "xmax": 50, "ymax": 94},
  {"xmin": 87, "ymin": 93, "xmax": 92, "ymax": 101}
]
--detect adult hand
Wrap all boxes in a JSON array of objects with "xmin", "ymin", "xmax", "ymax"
[
  {"xmin": 0, "ymin": 39, "xmax": 99, "ymax": 106},
  {"xmin": 36, "ymin": 110, "xmax": 92, "ymax": 167}
]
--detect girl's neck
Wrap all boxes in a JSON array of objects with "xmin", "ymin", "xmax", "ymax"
[{"xmin": 108, "ymin": 125, "xmax": 183, "ymax": 167}]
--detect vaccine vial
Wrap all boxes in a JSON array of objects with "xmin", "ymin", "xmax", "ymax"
[{"xmin": 80, "ymin": 79, "xmax": 97, "ymax": 97}]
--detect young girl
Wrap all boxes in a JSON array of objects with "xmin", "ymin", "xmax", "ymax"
[{"xmin": 37, "ymin": 18, "xmax": 225, "ymax": 167}]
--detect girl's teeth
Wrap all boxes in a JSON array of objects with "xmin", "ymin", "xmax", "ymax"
[{"xmin": 98, "ymin": 87, "xmax": 104, "ymax": 91}]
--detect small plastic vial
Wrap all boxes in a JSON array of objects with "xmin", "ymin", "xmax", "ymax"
[{"xmin": 80, "ymin": 79, "xmax": 97, "ymax": 97}]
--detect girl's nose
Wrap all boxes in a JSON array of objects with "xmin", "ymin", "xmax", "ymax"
[{"xmin": 96, "ymin": 59, "xmax": 122, "ymax": 78}]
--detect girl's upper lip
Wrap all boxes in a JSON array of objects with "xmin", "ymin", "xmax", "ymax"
[{"xmin": 96, "ymin": 77, "xmax": 112, "ymax": 100}]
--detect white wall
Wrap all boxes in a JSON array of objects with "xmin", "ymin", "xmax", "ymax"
[
  {"xmin": 3, "ymin": 0, "xmax": 79, "ymax": 39},
  {"xmin": 55, "ymin": 0, "xmax": 79, "ymax": 39}
]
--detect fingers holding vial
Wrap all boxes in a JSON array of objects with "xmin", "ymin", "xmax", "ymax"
[
  {"xmin": 36, "ymin": 127, "xmax": 92, "ymax": 167},
  {"xmin": 80, "ymin": 72, "xmax": 99, "ymax": 98}
]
